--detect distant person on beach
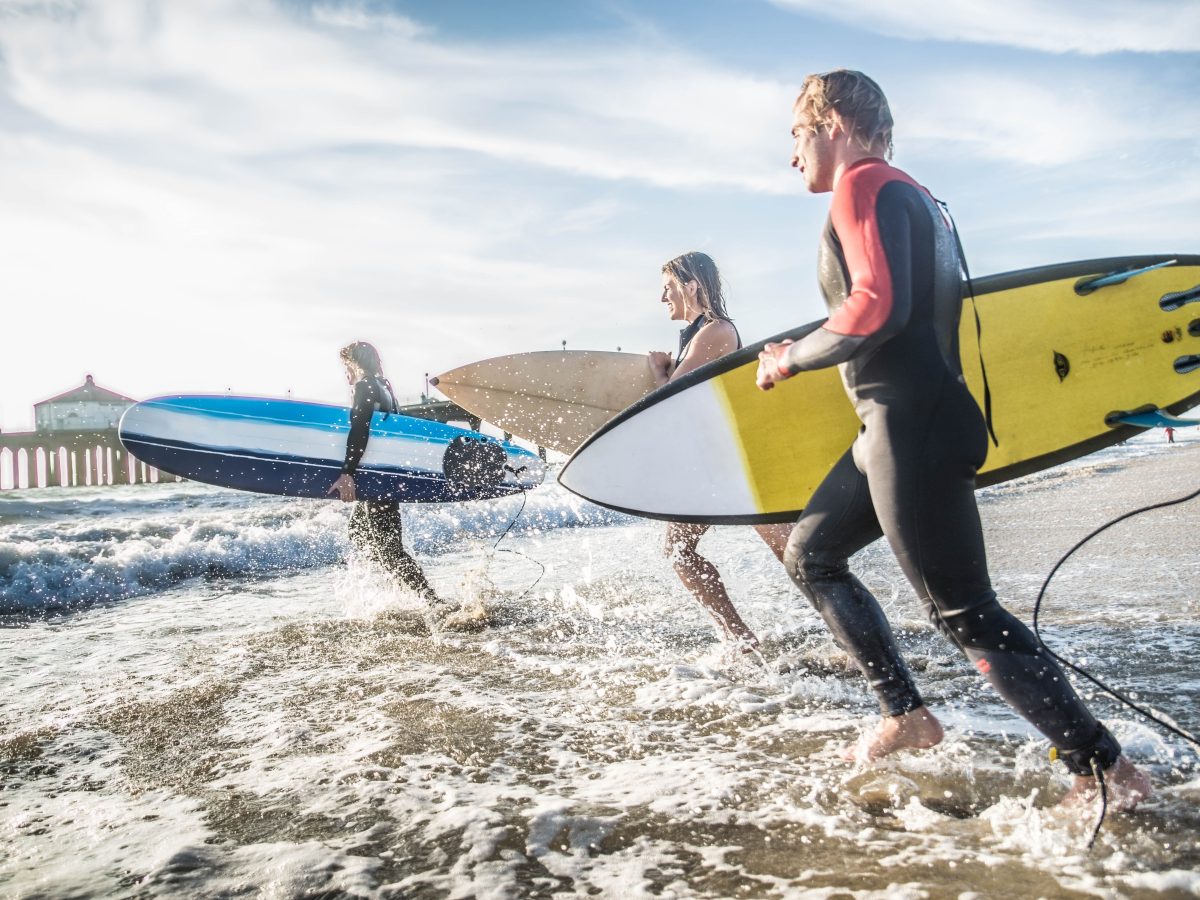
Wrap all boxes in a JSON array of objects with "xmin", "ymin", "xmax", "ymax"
[
  {"xmin": 755, "ymin": 70, "xmax": 1149, "ymax": 806},
  {"xmin": 328, "ymin": 341, "xmax": 443, "ymax": 603},
  {"xmin": 648, "ymin": 251, "xmax": 792, "ymax": 653},
  {"xmin": 1165, "ymin": 426, "xmax": 1176, "ymax": 443}
]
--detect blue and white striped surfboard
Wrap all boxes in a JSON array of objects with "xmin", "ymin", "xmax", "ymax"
[{"xmin": 119, "ymin": 395, "xmax": 546, "ymax": 502}]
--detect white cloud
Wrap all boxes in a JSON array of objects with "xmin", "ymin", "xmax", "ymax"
[
  {"xmin": 769, "ymin": 0, "xmax": 1200, "ymax": 54},
  {"xmin": 0, "ymin": 0, "xmax": 796, "ymax": 194},
  {"xmin": 0, "ymin": 0, "xmax": 799, "ymax": 426},
  {"xmin": 0, "ymin": 0, "xmax": 1196, "ymax": 430},
  {"xmin": 310, "ymin": 3, "xmax": 426, "ymax": 37},
  {"xmin": 898, "ymin": 74, "xmax": 1127, "ymax": 167}
]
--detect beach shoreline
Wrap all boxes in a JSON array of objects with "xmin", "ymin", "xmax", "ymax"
[{"xmin": 2, "ymin": 434, "xmax": 1198, "ymax": 898}]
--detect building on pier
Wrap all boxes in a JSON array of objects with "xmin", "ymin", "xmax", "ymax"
[{"xmin": 0, "ymin": 375, "xmax": 173, "ymax": 490}]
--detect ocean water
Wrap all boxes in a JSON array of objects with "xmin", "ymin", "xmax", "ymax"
[{"xmin": 2, "ymin": 432, "xmax": 1199, "ymax": 899}]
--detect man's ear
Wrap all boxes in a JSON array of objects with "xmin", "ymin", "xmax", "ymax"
[{"xmin": 825, "ymin": 110, "xmax": 847, "ymax": 140}]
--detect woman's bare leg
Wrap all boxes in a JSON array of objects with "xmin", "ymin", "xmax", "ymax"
[{"xmin": 666, "ymin": 522, "xmax": 758, "ymax": 647}]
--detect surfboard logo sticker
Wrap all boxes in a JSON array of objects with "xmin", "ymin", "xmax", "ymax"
[{"xmin": 1053, "ymin": 351, "xmax": 1070, "ymax": 382}]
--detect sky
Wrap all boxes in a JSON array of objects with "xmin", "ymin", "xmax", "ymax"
[{"xmin": 1, "ymin": 0, "xmax": 1198, "ymax": 430}]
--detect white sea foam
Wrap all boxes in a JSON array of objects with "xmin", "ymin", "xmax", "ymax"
[{"xmin": 2, "ymin": 437, "xmax": 1198, "ymax": 897}]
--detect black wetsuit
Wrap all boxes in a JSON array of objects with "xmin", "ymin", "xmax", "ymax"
[
  {"xmin": 778, "ymin": 158, "xmax": 1118, "ymax": 774},
  {"xmin": 343, "ymin": 376, "xmax": 437, "ymax": 599}
]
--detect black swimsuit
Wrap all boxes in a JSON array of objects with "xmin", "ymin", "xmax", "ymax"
[
  {"xmin": 778, "ymin": 158, "xmax": 1118, "ymax": 774},
  {"xmin": 676, "ymin": 315, "xmax": 741, "ymax": 368}
]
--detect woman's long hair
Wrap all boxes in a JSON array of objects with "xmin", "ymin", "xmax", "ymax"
[
  {"xmin": 339, "ymin": 341, "xmax": 398, "ymax": 407},
  {"xmin": 662, "ymin": 251, "xmax": 732, "ymax": 322},
  {"xmin": 339, "ymin": 341, "xmax": 385, "ymax": 377}
]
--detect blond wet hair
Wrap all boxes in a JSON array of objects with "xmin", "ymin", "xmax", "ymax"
[{"xmin": 795, "ymin": 69, "xmax": 894, "ymax": 160}]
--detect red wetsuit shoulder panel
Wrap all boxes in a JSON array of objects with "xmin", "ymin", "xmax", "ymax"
[{"xmin": 824, "ymin": 159, "xmax": 920, "ymax": 338}]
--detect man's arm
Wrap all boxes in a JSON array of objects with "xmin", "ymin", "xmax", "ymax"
[{"xmin": 760, "ymin": 170, "xmax": 914, "ymax": 387}]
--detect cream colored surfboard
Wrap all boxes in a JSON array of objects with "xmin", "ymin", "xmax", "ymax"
[
  {"xmin": 559, "ymin": 255, "xmax": 1200, "ymax": 523},
  {"xmin": 430, "ymin": 351, "xmax": 659, "ymax": 455}
]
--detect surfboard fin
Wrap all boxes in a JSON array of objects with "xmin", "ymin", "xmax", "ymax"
[
  {"xmin": 1161, "ymin": 285, "xmax": 1200, "ymax": 312},
  {"xmin": 1074, "ymin": 259, "xmax": 1177, "ymax": 295},
  {"xmin": 1108, "ymin": 408, "xmax": 1200, "ymax": 429}
]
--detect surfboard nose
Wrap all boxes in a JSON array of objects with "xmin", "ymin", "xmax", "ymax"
[{"xmin": 557, "ymin": 383, "xmax": 758, "ymax": 522}]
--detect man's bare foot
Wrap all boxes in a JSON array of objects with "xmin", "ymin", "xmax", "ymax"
[
  {"xmin": 1060, "ymin": 755, "xmax": 1152, "ymax": 812},
  {"xmin": 841, "ymin": 707, "xmax": 944, "ymax": 763}
]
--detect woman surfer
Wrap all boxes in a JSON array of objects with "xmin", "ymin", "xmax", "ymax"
[
  {"xmin": 649, "ymin": 252, "xmax": 792, "ymax": 652},
  {"xmin": 328, "ymin": 341, "xmax": 443, "ymax": 603}
]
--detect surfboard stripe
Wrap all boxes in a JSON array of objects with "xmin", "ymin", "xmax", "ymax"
[
  {"xmin": 126, "ymin": 405, "xmax": 450, "ymax": 471},
  {"xmin": 136, "ymin": 395, "xmax": 456, "ymax": 440},
  {"xmin": 120, "ymin": 434, "xmax": 450, "ymax": 482}
]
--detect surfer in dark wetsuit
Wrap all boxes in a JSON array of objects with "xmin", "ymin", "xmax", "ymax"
[
  {"xmin": 756, "ymin": 70, "xmax": 1149, "ymax": 807},
  {"xmin": 328, "ymin": 341, "xmax": 442, "ymax": 602},
  {"xmin": 649, "ymin": 252, "xmax": 792, "ymax": 652}
]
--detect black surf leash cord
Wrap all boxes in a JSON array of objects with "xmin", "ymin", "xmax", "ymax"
[
  {"xmin": 484, "ymin": 487, "xmax": 545, "ymax": 600},
  {"xmin": 935, "ymin": 197, "xmax": 999, "ymax": 448},
  {"xmin": 1031, "ymin": 483, "xmax": 1200, "ymax": 848},
  {"xmin": 1087, "ymin": 758, "xmax": 1107, "ymax": 851}
]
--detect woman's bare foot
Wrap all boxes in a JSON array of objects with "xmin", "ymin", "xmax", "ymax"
[
  {"xmin": 1060, "ymin": 755, "xmax": 1152, "ymax": 811},
  {"xmin": 731, "ymin": 633, "xmax": 760, "ymax": 653},
  {"xmin": 841, "ymin": 707, "xmax": 944, "ymax": 763}
]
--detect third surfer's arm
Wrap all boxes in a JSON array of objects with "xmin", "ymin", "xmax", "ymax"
[
  {"xmin": 329, "ymin": 380, "xmax": 375, "ymax": 501},
  {"xmin": 341, "ymin": 380, "xmax": 375, "ymax": 476}
]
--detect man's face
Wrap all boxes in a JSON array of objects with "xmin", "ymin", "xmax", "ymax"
[{"xmin": 790, "ymin": 106, "xmax": 835, "ymax": 194}]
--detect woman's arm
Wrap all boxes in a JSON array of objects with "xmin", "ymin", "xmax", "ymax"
[
  {"xmin": 648, "ymin": 351, "xmax": 674, "ymax": 387},
  {"xmin": 329, "ymin": 380, "xmax": 375, "ymax": 502},
  {"xmin": 670, "ymin": 320, "xmax": 738, "ymax": 382}
]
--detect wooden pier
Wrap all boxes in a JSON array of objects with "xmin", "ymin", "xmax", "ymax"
[{"xmin": 0, "ymin": 428, "xmax": 169, "ymax": 490}]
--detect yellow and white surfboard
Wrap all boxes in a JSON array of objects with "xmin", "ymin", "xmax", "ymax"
[{"xmin": 559, "ymin": 255, "xmax": 1200, "ymax": 524}]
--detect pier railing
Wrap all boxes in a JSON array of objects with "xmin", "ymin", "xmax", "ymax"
[{"xmin": 0, "ymin": 428, "xmax": 178, "ymax": 490}]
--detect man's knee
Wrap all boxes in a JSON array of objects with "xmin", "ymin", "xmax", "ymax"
[
  {"xmin": 785, "ymin": 541, "xmax": 848, "ymax": 597},
  {"xmin": 933, "ymin": 594, "xmax": 1040, "ymax": 656}
]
